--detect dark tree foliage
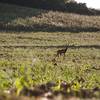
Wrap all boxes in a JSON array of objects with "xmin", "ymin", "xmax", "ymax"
[
  {"xmin": 65, "ymin": 2, "xmax": 98, "ymax": 15},
  {"xmin": 0, "ymin": 0, "xmax": 67, "ymax": 10},
  {"xmin": 0, "ymin": 0, "xmax": 99, "ymax": 15}
]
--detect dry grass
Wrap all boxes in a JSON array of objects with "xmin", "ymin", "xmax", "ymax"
[{"xmin": 0, "ymin": 3, "xmax": 100, "ymax": 32}]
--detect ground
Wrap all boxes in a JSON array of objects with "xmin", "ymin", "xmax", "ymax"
[{"xmin": 0, "ymin": 2, "xmax": 100, "ymax": 100}]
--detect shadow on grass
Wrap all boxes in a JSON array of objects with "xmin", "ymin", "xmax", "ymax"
[
  {"xmin": 1, "ymin": 44, "xmax": 100, "ymax": 49},
  {"xmin": 0, "ymin": 3, "xmax": 46, "ymax": 22},
  {"xmin": 0, "ymin": 23, "xmax": 100, "ymax": 33}
]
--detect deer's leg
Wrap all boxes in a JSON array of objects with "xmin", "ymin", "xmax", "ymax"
[
  {"xmin": 58, "ymin": 53, "xmax": 61, "ymax": 57},
  {"xmin": 56, "ymin": 52, "xmax": 59, "ymax": 58},
  {"xmin": 63, "ymin": 53, "xmax": 66, "ymax": 59}
]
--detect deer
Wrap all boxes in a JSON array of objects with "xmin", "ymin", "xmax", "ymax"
[{"xmin": 55, "ymin": 47, "xmax": 68, "ymax": 58}]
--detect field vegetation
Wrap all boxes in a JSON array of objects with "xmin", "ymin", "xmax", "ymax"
[{"xmin": 0, "ymin": 2, "xmax": 100, "ymax": 100}]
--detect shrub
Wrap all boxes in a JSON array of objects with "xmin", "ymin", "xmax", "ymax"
[{"xmin": 0, "ymin": 0, "xmax": 67, "ymax": 10}]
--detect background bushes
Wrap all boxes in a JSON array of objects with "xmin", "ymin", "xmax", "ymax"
[
  {"xmin": 0, "ymin": 0, "xmax": 100, "ymax": 15},
  {"xmin": 0, "ymin": 0, "xmax": 67, "ymax": 10}
]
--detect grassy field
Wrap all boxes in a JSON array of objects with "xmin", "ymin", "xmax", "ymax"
[
  {"xmin": 0, "ymin": 2, "xmax": 100, "ymax": 99},
  {"xmin": 0, "ymin": 31, "xmax": 100, "ymax": 88}
]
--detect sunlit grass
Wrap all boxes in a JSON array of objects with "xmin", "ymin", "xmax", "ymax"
[{"xmin": 0, "ymin": 31, "xmax": 100, "ymax": 90}]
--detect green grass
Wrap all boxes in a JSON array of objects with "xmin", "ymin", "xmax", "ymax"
[
  {"xmin": 0, "ymin": 31, "xmax": 100, "ymax": 90},
  {"xmin": 0, "ymin": 3, "xmax": 100, "ymax": 95}
]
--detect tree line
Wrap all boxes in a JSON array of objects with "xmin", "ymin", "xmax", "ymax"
[
  {"xmin": 0, "ymin": 0, "xmax": 99, "ymax": 15},
  {"xmin": 0, "ymin": 0, "xmax": 69, "ymax": 10}
]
